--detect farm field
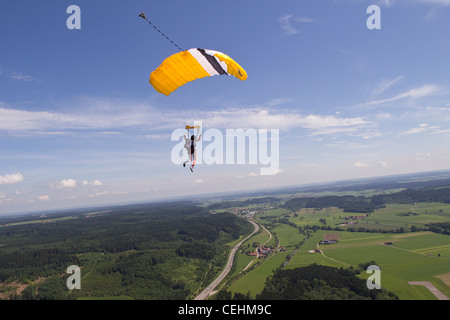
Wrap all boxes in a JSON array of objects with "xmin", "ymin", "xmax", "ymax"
[
  {"xmin": 361, "ymin": 202, "xmax": 450, "ymax": 230},
  {"xmin": 225, "ymin": 197, "xmax": 450, "ymax": 300},
  {"xmin": 287, "ymin": 230, "xmax": 450, "ymax": 300},
  {"xmin": 227, "ymin": 249, "xmax": 290, "ymax": 298}
]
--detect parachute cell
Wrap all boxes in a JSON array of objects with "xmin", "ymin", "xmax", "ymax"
[{"xmin": 149, "ymin": 48, "xmax": 247, "ymax": 96}]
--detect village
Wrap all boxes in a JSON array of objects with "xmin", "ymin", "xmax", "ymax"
[
  {"xmin": 228, "ymin": 205, "xmax": 278, "ymax": 219},
  {"xmin": 230, "ymin": 206, "xmax": 288, "ymax": 259},
  {"xmin": 243, "ymin": 242, "xmax": 286, "ymax": 258},
  {"xmin": 337, "ymin": 214, "xmax": 368, "ymax": 227}
]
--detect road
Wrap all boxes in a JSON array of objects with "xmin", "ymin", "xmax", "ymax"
[
  {"xmin": 194, "ymin": 219, "xmax": 259, "ymax": 300},
  {"xmin": 409, "ymin": 281, "xmax": 449, "ymax": 300}
]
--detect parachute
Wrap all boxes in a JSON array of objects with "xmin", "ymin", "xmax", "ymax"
[
  {"xmin": 185, "ymin": 124, "xmax": 201, "ymax": 131},
  {"xmin": 149, "ymin": 48, "xmax": 247, "ymax": 96}
]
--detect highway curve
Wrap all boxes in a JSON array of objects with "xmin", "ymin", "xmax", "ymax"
[{"xmin": 194, "ymin": 219, "xmax": 259, "ymax": 300}]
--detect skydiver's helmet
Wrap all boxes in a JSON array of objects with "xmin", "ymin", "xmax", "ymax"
[{"xmin": 191, "ymin": 135, "xmax": 195, "ymax": 140}]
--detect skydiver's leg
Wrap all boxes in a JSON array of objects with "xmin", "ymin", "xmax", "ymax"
[
  {"xmin": 192, "ymin": 149, "xmax": 197, "ymax": 168},
  {"xmin": 184, "ymin": 149, "xmax": 193, "ymax": 167},
  {"xmin": 190, "ymin": 149, "xmax": 196, "ymax": 172}
]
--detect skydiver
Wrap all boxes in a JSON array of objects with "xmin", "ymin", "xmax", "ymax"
[{"xmin": 183, "ymin": 133, "xmax": 202, "ymax": 172}]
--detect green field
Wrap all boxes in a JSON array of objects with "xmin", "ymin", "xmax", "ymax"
[
  {"xmin": 285, "ymin": 230, "xmax": 450, "ymax": 300},
  {"xmin": 227, "ymin": 251, "xmax": 290, "ymax": 298},
  {"xmin": 224, "ymin": 199, "xmax": 450, "ymax": 300},
  {"xmin": 361, "ymin": 203, "xmax": 450, "ymax": 229}
]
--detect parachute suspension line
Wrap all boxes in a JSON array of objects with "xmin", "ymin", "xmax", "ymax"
[{"xmin": 139, "ymin": 12, "xmax": 184, "ymax": 52}]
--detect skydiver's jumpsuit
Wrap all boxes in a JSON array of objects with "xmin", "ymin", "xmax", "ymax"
[{"xmin": 183, "ymin": 134, "xmax": 201, "ymax": 170}]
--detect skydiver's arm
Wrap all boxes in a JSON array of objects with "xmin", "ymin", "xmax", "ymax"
[{"xmin": 195, "ymin": 134, "xmax": 202, "ymax": 142}]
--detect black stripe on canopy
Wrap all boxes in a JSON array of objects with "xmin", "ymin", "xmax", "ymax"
[{"xmin": 197, "ymin": 48, "xmax": 228, "ymax": 75}]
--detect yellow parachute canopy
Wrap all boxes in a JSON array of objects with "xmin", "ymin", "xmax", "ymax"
[
  {"xmin": 185, "ymin": 124, "xmax": 201, "ymax": 130},
  {"xmin": 150, "ymin": 48, "xmax": 247, "ymax": 96}
]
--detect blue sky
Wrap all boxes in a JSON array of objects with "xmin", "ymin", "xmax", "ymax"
[{"xmin": 1, "ymin": 0, "xmax": 450, "ymax": 214}]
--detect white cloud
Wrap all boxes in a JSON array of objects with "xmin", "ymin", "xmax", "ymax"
[
  {"xmin": 326, "ymin": 140, "xmax": 381, "ymax": 149},
  {"xmin": 399, "ymin": 123, "xmax": 443, "ymax": 135},
  {"xmin": 375, "ymin": 112, "xmax": 394, "ymax": 120},
  {"xmin": 0, "ymin": 98, "xmax": 156, "ymax": 132},
  {"xmin": 416, "ymin": 153, "xmax": 432, "ymax": 160},
  {"xmin": 354, "ymin": 162, "xmax": 370, "ymax": 168},
  {"xmin": 89, "ymin": 191, "xmax": 109, "ymax": 198},
  {"xmin": 426, "ymin": 106, "xmax": 450, "ymax": 112},
  {"xmin": 38, "ymin": 195, "xmax": 50, "ymax": 201},
  {"xmin": 0, "ymin": 97, "xmax": 374, "ymax": 141},
  {"xmin": 59, "ymin": 179, "xmax": 77, "ymax": 188},
  {"xmin": 418, "ymin": 0, "xmax": 450, "ymax": 5},
  {"xmin": 0, "ymin": 68, "xmax": 40, "ymax": 82},
  {"xmin": 82, "ymin": 180, "xmax": 104, "ymax": 186},
  {"xmin": 278, "ymin": 14, "xmax": 300, "ymax": 36},
  {"xmin": 9, "ymin": 72, "xmax": 39, "ymax": 82},
  {"xmin": 193, "ymin": 179, "xmax": 204, "ymax": 184},
  {"xmin": 295, "ymin": 17, "xmax": 314, "ymax": 23},
  {"xmin": 356, "ymin": 85, "xmax": 440, "ymax": 108},
  {"xmin": 378, "ymin": 161, "xmax": 389, "ymax": 167},
  {"xmin": 144, "ymin": 134, "xmax": 170, "ymax": 140},
  {"xmin": 371, "ymin": 76, "xmax": 404, "ymax": 95},
  {"xmin": 277, "ymin": 14, "xmax": 314, "ymax": 36},
  {"xmin": 378, "ymin": 0, "xmax": 395, "ymax": 7},
  {"xmin": 266, "ymin": 98, "xmax": 295, "ymax": 107},
  {"xmin": 113, "ymin": 191, "xmax": 128, "ymax": 195},
  {"xmin": 202, "ymin": 109, "xmax": 370, "ymax": 137},
  {"xmin": 398, "ymin": 85, "xmax": 440, "ymax": 99},
  {"xmin": 91, "ymin": 180, "xmax": 104, "ymax": 186},
  {"xmin": 0, "ymin": 173, "xmax": 24, "ymax": 185}
]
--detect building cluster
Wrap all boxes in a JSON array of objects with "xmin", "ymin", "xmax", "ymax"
[
  {"xmin": 344, "ymin": 214, "xmax": 368, "ymax": 220},
  {"xmin": 231, "ymin": 205, "xmax": 276, "ymax": 219},
  {"xmin": 319, "ymin": 239, "xmax": 338, "ymax": 245},
  {"xmin": 244, "ymin": 243, "xmax": 285, "ymax": 258},
  {"xmin": 338, "ymin": 214, "xmax": 368, "ymax": 226}
]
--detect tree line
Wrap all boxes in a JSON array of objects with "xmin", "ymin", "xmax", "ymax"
[
  {"xmin": 216, "ymin": 263, "xmax": 398, "ymax": 300},
  {"xmin": 283, "ymin": 187, "xmax": 450, "ymax": 213}
]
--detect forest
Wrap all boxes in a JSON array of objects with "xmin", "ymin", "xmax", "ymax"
[
  {"xmin": 283, "ymin": 186, "xmax": 450, "ymax": 213},
  {"xmin": 206, "ymin": 197, "xmax": 281, "ymax": 210},
  {"xmin": 216, "ymin": 264, "xmax": 398, "ymax": 300},
  {"xmin": 0, "ymin": 202, "xmax": 253, "ymax": 299}
]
